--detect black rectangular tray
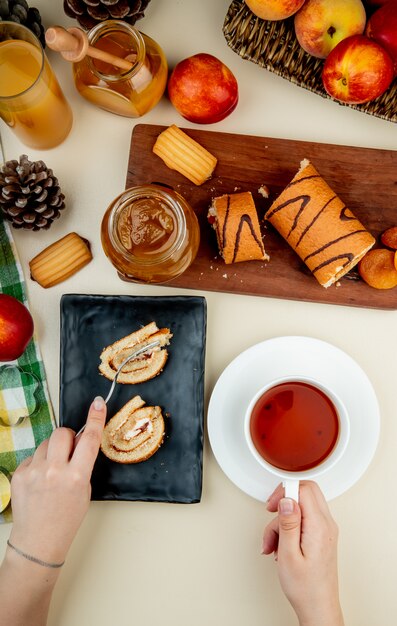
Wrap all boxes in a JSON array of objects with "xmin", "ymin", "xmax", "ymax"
[{"xmin": 60, "ymin": 294, "xmax": 206, "ymax": 504}]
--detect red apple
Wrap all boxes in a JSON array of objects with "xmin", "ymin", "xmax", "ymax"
[
  {"xmin": 245, "ymin": 0, "xmax": 305, "ymax": 20},
  {"xmin": 167, "ymin": 53, "xmax": 238, "ymax": 124},
  {"xmin": 322, "ymin": 34, "xmax": 394, "ymax": 103},
  {"xmin": 366, "ymin": 2, "xmax": 397, "ymax": 74},
  {"xmin": 0, "ymin": 294, "xmax": 34, "ymax": 361},
  {"xmin": 294, "ymin": 0, "xmax": 366, "ymax": 59}
]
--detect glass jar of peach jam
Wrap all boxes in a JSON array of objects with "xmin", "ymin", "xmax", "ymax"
[
  {"xmin": 72, "ymin": 20, "xmax": 167, "ymax": 117},
  {"xmin": 101, "ymin": 185, "xmax": 200, "ymax": 283}
]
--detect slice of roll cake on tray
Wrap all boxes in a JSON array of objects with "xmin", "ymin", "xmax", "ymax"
[
  {"xmin": 208, "ymin": 191, "xmax": 269, "ymax": 264},
  {"xmin": 99, "ymin": 322, "xmax": 172, "ymax": 384},
  {"xmin": 101, "ymin": 396, "xmax": 165, "ymax": 464},
  {"xmin": 265, "ymin": 159, "xmax": 375, "ymax": 287}
]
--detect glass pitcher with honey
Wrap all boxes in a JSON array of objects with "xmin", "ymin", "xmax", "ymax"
[{"xmin": 72, "ymin": 20, "xmax": 167, "ymax": 117}]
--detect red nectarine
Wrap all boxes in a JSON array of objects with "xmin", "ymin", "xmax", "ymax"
[
  {"xmin": 167, "ymin": 53, "xmax": 238, "ymax": 124},
  {"xmin": 322, "ymin": 34, "xmax": 394, "ymax": 103},
  {"xmin": 0, "ymin": 294, "xmax": 34, "ymax": 362},
  {"xmin": 366, "ymin": 1, "xmax": 397, "ymax": 75},
  {"xmin": 294, "ymin": 0, "xmax": 366, "ymax": 59},
  {"xmin": 245, "ymin": 0, "xmax": 305, "ymax": 20},
  {"xmin": 363, "ymin": 0, "xmax": 394, "ymax": 9}
]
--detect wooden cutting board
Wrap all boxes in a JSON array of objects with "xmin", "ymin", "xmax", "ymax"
[{"xmin": 126, "ymin": 124, "xmax": 397, "ymax": 309}]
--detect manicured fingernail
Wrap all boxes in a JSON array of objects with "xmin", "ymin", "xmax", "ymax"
[
  {"xmin": 93, "ymin": 396, "xmax": 105, "ymax": 411},
  {"xmin": 279, "ymin": 498, "xmax": 294, "ymax": 514}
]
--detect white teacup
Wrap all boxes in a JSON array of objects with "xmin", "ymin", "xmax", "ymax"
[{"xmin": 244, "ymin": 376, "xmax": 350, "ymax": 501}]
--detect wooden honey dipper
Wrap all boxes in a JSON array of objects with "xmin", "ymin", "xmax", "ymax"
[{"xmin": 45, "ymin": 25, "xmax": 134, "ymax": 71}]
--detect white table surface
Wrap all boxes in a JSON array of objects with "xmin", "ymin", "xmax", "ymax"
[{"xmin": 1, "ymin": 1, "xmax": 397, "ymax": 624}]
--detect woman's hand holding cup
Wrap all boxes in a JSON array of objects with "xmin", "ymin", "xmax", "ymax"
[{"xmin": 263, "ymin": 481, "xmax": 344, "ymax": 626}]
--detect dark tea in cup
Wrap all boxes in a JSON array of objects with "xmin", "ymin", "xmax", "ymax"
[{"xmin": 249, "ymin": 381, "xmax": 340, "ymax": 472}]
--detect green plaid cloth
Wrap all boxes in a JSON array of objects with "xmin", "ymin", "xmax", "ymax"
[{"xmin": 0, "ymin": 218, "xmax": 55, "ymax": 523}]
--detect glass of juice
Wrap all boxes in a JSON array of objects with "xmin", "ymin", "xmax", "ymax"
[{"xmin": 0, "ymin": 22, "xmax": 73, "ymax": 149}]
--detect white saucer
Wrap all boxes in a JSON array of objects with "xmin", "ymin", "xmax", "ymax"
[{"xmin": 207, "ymin": 336, "xmax": 380, "ymax": 501}]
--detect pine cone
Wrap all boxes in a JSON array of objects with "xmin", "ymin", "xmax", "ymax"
[
  {"xmin": 0, "ymin": 155, "xmax": 66, "ymax": 231},
  {"xmin": 63, "ymin": 0, "xmax": 150, "ymax": 30},
  {"xmin": 0, "ymin": 0, "xmax": 45, "ymax": 48}
]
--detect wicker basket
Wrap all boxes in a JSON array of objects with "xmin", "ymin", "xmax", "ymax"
[{"xmin": 223, "ymin": 0, "xmax": 396, "ymax": 123}]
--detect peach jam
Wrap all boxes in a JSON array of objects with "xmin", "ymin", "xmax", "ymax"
[{"xmin": 101, "ymin": 185, "xmax": 200, "ymax": 283}]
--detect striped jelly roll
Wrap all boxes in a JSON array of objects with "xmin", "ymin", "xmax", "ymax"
[{"xmin": 265, "ymin": 160, "xmax": 375, "ymax": 288}]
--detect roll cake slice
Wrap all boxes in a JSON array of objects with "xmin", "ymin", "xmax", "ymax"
[
  {"xmin": 265, "ymin": 160, "xmax": 375, "ymax": 288},
  {"xmin": 208, "ymin": 191, "xmax": 269, "ymax": 264},
  {"xmin": 99, "ymin": 322, "xmax": 172, "ymax": 384},
  {"xmin": 101, "ymin": 395, "xmax": 165, "ymax": 464}
]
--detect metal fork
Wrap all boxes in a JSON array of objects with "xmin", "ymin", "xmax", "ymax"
[{"xmin": 74, "ymin": 340, "xmax": 161, "ymax": 437}]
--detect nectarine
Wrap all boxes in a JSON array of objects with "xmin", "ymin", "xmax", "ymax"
[
  {"xmin": 363, "ymin": 0, "xmax": 393, "ymax": 9},
  {"xmin": 366, "ymin": 1, "xmax": 397, "ymax": 75},
  {"xmin": 245, "ymin": 0, "xmax": 305, "ymax": 20},
  {"xmin": 294, "ymin": 0, "xmax": 366, "ymax": 59},
  {"xmin": 322, "ymin": 34, "xmax": 394, "ymax": 103},
  {"xmin": 0, "ymin": 294, "xmax": 34, "ymax": 362},
  {"xmin": 168, "ymin": 53, "xmax": 238, "ymax": 124}
]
